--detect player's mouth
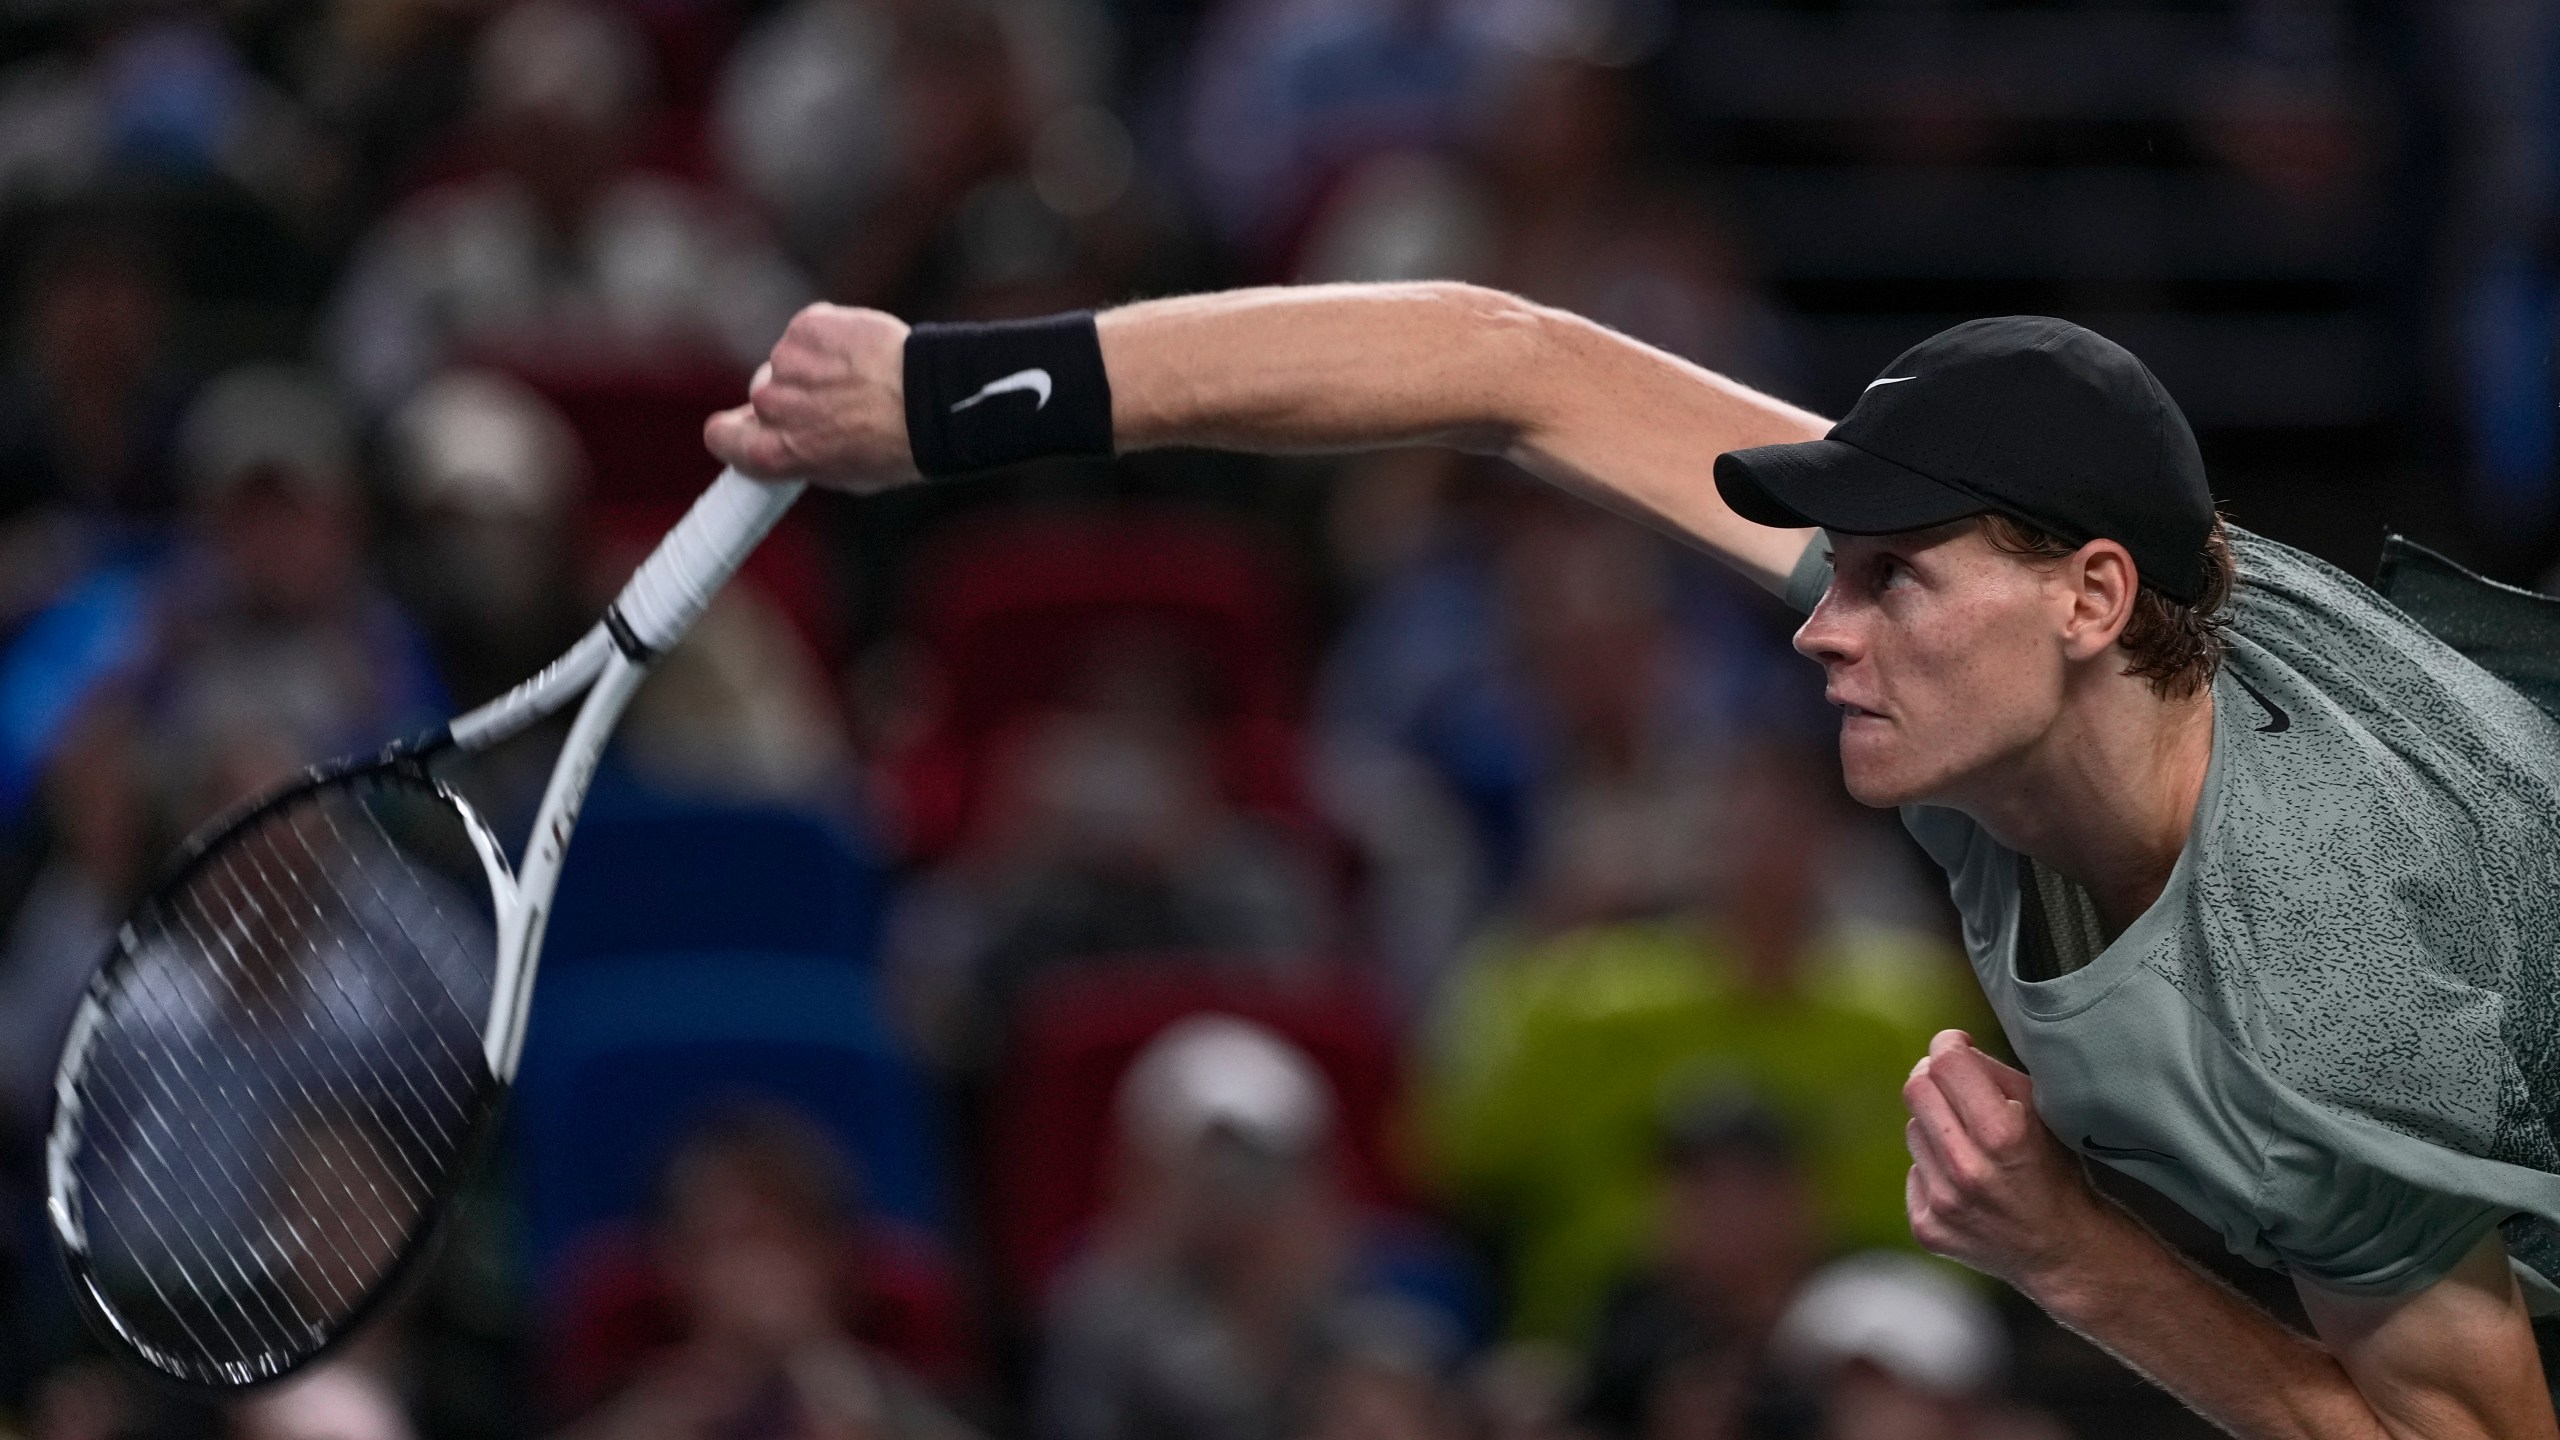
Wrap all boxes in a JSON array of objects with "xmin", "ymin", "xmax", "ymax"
[{"xmin": 1829, "ymin": 691, "xmax": 1887, "ymax": 720}]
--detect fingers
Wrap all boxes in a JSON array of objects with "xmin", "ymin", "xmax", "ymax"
[
  {"xmin": 1927, "ymin": 1029, "xmax": 2037, "ymax": 1106},
  {"xmin": 1925, "ymin": 1050, "xmax": 2027, "ymax": 1149},
  {"xmin": 1904, "ymin": 1068, "xmax": 1988, "ymax": 1187},
  {"xmin": 703, "ymin": 406, "xmax": 800, "ymax": 479}
]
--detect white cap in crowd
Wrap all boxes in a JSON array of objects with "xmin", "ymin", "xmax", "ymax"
[
  {"xmin": 388, "ymin": 368, "xmax": 585, "ymax": 521},
  {"xmin": 179, "ymin": 365, "xmax": 355, "ymax": 504},
  {"xmin": 1115, "ymin": 1014, "xmax": 1334, "ymax": 1162},
  {"xmin": 1770, "ymin": 1251, "xmax": 2009, "ymax": 1398}
]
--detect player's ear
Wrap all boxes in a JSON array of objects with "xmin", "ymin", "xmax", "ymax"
[{"xmin": 2059, "ymin": 539, "xmax": 2138, "ymax": 661}]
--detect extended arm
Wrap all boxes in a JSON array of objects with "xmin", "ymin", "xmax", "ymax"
[
  {"xmin": 1907, "ymin": 1032, "xmax": 2557, "ymax": 1440},
  {"xmin": 704, "ymin": 283, "xmax": 1827, "ymax": 593}
]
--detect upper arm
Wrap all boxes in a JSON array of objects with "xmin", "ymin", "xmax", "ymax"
[
  {"xmin": 1500, "ymin": 302, "xmax": 1828, "ymax": 596},
  {"xmin": 2295, "ymin": 1229, "xmax": 2559, "ymax": 1440}
]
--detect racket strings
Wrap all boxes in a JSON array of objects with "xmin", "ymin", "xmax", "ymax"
[{"xmin": 55, "ymin": 774, "xmax": 498, "ymax": 1383}]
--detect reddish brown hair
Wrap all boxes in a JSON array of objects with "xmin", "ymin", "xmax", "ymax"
[{"xmin": 1978, "ymin": 512, "xmax": 2233, "ymax": 700}]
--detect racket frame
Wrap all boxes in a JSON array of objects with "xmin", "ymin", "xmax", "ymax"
[
  {"xmin": 46, "ymin": 754, "xmax": 515, "ymax": 1390},
  {"xmin": 44, "ymin": 468, "xmax": 805, "ymax": 1393}
]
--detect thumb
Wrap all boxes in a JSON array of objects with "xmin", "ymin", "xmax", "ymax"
[
  {"xmin": 1929, "ymin": 1028, "xmax": 2033, "ymax": 1102},
  {"xmin": 703, "ymin": 405, "xmax": 800, "ymax": 479}
]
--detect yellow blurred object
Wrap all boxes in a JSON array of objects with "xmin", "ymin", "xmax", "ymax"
[{"xmin": 1412, "ymin": 915, "xmax": 1991, "ymax": 1341}]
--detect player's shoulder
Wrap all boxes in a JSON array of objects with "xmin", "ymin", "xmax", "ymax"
[{"xmin": 2222, "ymin": 525, "xmax": 2411, "ymax": 638}]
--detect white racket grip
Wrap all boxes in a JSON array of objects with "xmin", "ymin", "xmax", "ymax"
[{"xmin": 610, "ymin": 468, "xmax": 806, "ymax": 656}]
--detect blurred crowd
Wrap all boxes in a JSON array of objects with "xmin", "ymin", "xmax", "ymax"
[{"xmin": 0, "ymin": 1, "xmax": 2531, "ymax": 1439}]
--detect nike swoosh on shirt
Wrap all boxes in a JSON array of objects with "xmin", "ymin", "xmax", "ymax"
[
  {"xmin": 1864, "ymin": 375, "xmax": 1917, "ymax": 391},
  {"xmin": 2231, "ymin": 673, "xmax": 2291, "ymax": 734},
  {"xmin": 2081, "ymin": 1136, "xmax": 2179, "ymax": 1166},
  {"xmin": 950, "ymin": 367, "xmax": 1053, "ymax": 413}
]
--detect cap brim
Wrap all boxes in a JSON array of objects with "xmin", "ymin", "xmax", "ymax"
[{"xmin": 1713, "ymin": 437, "xmax": 1988, "ymax": 534}]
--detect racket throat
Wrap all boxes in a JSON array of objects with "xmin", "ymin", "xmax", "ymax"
[
  {"xmin": 485, "ymin": 901, "xmax": 546, "ymax": 1080},
  {"xmin": 483, "ymin": 652, "xmax": 649, "ymax": 1080}
]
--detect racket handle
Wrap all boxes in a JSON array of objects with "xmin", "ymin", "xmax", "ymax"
[{"xmin": 610, "ymin": 468, "xmax": 807, "ymax": 657}]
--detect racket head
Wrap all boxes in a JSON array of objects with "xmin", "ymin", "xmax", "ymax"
[{"xmin": 45, "ymin": 758, "xmax": 513, "ymax": 1393}]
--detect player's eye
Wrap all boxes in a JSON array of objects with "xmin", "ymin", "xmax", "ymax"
[{"xmin": 1877, "ymin": 555, "xmax": 1915, "ymax": 590}]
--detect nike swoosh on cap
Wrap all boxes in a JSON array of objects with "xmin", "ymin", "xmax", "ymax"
[
  {"xmin": 950, "ymin": 367, "xmax": 1053, "ymax": 413},
  {"xmin": 1864, "ymin": 375, "xmax": 1917, "ymax": 391}
]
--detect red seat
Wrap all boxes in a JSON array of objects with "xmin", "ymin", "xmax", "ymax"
[
  {"xmin": 986, "ymin": 959, "xmax": 1409, "ymax": 1304},
  {"xmin": 889, "ymin": 507, "xmax": 1310, "ymax": 860}
]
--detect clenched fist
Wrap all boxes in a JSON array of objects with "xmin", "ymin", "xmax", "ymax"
[
  {"xmin": 1903, "ymin": 1029, "xmax": 2112, "ymax": 1293},
  {"xmin": 704, "ymin": 304, "xmax": 919, "ymax": 492}
]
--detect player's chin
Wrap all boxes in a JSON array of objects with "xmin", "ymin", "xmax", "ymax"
[{"xmin": 1835, "ymin": 724, "xmax": 1926, "ymax": 809}]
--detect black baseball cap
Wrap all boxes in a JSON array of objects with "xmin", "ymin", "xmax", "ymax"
[{"xmin": 1713, "ymin": 317, "xmax": 2217, "ymax": 601}]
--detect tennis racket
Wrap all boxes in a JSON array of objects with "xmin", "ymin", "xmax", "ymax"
[{"xmin": 43, "ymin": 467, "xmax": 805, "ymax": 1392}]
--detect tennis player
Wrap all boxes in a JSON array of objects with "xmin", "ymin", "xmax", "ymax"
[{"xmin": 708, "ymin": 286, "xmax": 2560, "ymax": 1439}]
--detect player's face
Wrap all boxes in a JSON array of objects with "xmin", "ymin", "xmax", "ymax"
[{"xmin": 1792, "ymin": 522, "xmax": 2074, "ymax": 808}]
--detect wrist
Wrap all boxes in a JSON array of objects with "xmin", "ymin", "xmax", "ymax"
[
  {"xmin": 902, "ymin": 312, "xmax": 1115, "ymax": 476},
  {"xmin": 2017, "ymin": 1187, "xmax": 2151, "ymax": 1321}
]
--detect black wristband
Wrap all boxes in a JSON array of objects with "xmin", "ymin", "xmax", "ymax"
[{"xmin": 903, "ymin": 313, "xmax": 1115, "ymax": 477}]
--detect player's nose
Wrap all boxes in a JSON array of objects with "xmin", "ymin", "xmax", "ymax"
[{"xmin": 1792, "ymin": 595, "xmax": 1861, "ymax": 667}]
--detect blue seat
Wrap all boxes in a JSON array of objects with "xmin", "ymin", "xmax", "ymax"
[
  {"xmin": 543, "ymin": 797, "xmax": 884, "ymax": 965},
  {"xmin": 507, "ymin": 951, "xmax": 946, "ymax": 1289}
]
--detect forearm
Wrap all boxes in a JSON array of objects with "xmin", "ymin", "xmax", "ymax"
[
  {"xmin": 1100, "ymin": 283, "xmax": 1540, "ymax": 454},
  {"xmin": 2030, "ymin": 1203, "xmax": 2404, "ymax": 1440},
  {"xmin": 1096, "ymin": 282, "xmax": 1825, "ymax": 590}
]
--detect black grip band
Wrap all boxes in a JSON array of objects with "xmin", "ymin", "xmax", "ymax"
[{"xmin": 904, "ymin": 313, "xmax": 1115, "ymax": 477}]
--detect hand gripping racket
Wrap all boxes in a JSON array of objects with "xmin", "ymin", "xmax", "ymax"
[{"xmin": 43, "ymin": 468, "xmax": 803, "ymax": 1392}]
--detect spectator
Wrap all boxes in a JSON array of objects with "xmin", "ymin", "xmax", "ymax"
[
  {"xmin": 0, "ymin": 217, "xmax": 190, "ymax": 538},
  {"xmin": 1768, "ymin": 1254, "xmax": 2067, "ymax": 1440},
  {"xmin": 327, "ymin": 0, "xmax": 809, "ymax": 414},
  {"xmin": 717, "ymin": 0, "xmax": 1141, "ymax": 318},
  {"xmin": 887, "ymin": 630, "xmax": 1333, "ymax": 1075},
  {"xmin": 1575, "ymin": 1093, "xmax": 1824, "ymax": 1440},
  {"xmin": 549, "ymin": 1102, "xmax": 977, "ymax": 1440},
  {"xmin": 1414, "ymin": 740, "xmax": 1972, "ymax": 1342},
  {"xmin": 387, "ymin": 366, "xmax": 855, "ymax": 824},
  {"xmin": 1475, "ymin": 53, "xmax": 1798, "ymax": 395},
  {"xmin": 124, "ymin": 365, "xmax": 447, "ymax": 825},
  {"xmin": 273, "ymin": 0, "xmax": 498, "ymax": 245},
  {"xmin": 0, "ymin": 365, "xmax": 446, "ymax": 1133},
  {"xmin": 1177, "ymin": 0, "xmax": 1513, "ymax": 270},
  {"xmin": 0, "ymin": 14, "xmax": 323, "ymax": 227},
  {"xmin": 1036, "ymin": 1016, "xmax": 1461, "ymax": 1440},
  {"xmin": 1316, "ymin": 491, "xmax": 1803, "ymax": 950},
  {"xmin": 385, "ymin": 366, "xmax": 589, "ymax": 710}
]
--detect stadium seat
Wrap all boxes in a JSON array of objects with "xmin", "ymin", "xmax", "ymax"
[
  {"xmin": 543, "ymin": 798, "xmax": 885, "ymax": 966},
  {"xmin": 509, "ymin": 951, "xmax": 948, "ymax": 1290},
  {"xmin": 985, "ymin": 958, "xmax": 1408, "ymax": 1301},
  {"xmin": 889, "ymin": 507, "xmax": 1312, "ymax": 859}
]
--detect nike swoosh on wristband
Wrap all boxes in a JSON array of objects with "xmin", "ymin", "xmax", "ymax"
[
  {"xmin": 950, "ymin": 367, "xmax": 1053, "ymax": 413},
  {"xmin": 1864, "ymin": 375, "xmax": 1917, "ymax": 391}
]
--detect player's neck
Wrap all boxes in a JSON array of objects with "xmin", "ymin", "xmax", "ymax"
[{"xmin": 1962, "ymin": 668, "xmax": 2217, "ymax": 934}]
